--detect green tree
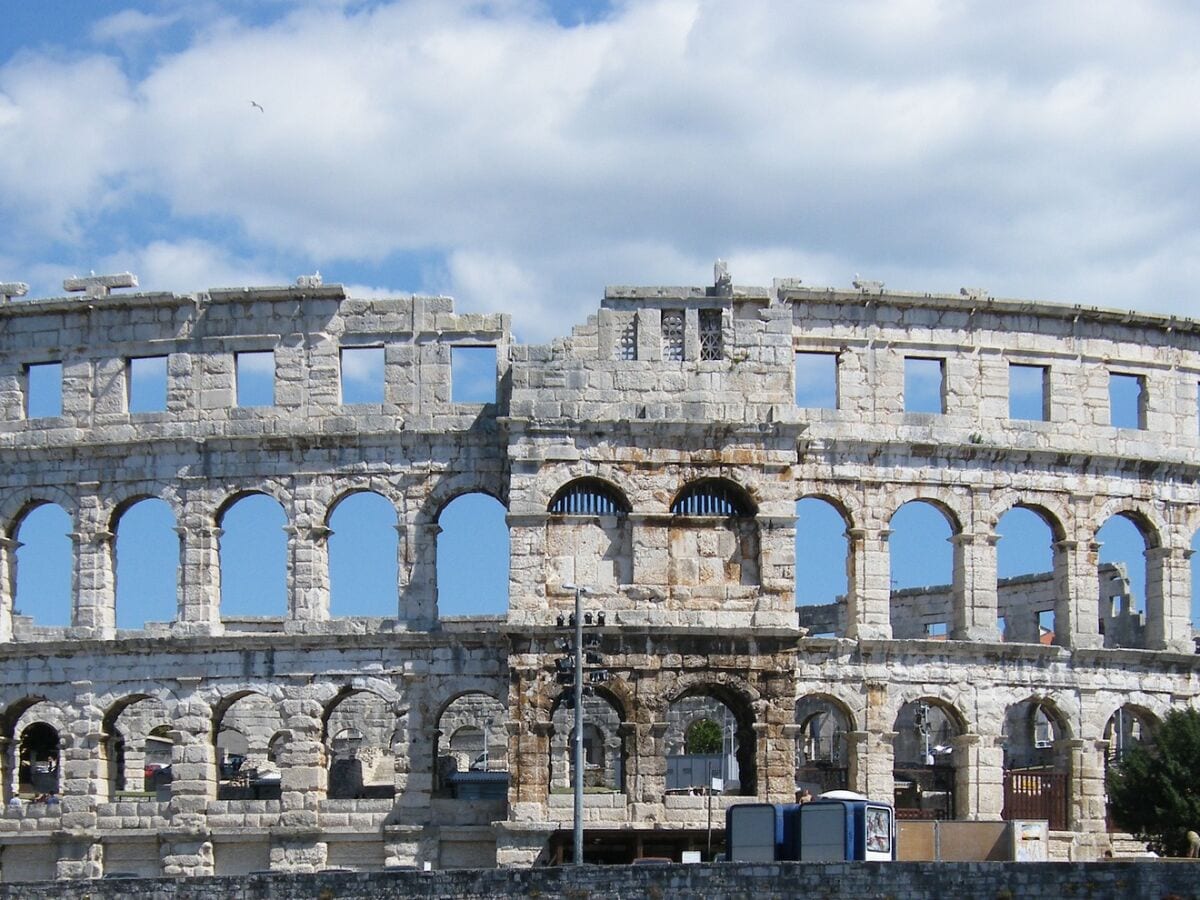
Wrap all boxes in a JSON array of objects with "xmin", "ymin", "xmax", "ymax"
[
  {"xmin": 1106, "ymin": 708, "xmax": 1200, "ymax": 856},
  {"xmin": 685, "ymin": 718, "xmax": 723, "ymax": 755}
]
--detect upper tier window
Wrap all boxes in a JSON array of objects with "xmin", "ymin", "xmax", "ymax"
[
  {"xmin": 549, "ymin": 479, "xmax": 630, "ymax": 516},
  {"xmin": 671, "ymin": 479, "xmax": 755, "ymax": 517}
]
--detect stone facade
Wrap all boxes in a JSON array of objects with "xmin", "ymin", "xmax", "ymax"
[{"xmin": 0, "ymin": 273, "xmax": 1196, "ymax": 880}]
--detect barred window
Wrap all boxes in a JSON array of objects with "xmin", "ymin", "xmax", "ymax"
[
  {"xmin": 699, "ymin": 309, "xmax": 723, "ymax": 361},
  {"xmin": 671, "ymin": 479, "xmax": 755, "ymax": 517},
  {"xmin": 662, "ymin": 310, "xmax": 684, "ymax": 361},
  {"xmin": 549, "ymin": 478, "xmax": 631, "ymax": 516},
  {"xmin": 615, "ymin": 320, "xmax": 638, "ymax": 361}
]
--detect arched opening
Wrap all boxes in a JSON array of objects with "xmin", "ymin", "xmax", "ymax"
[
  {"xmin": 218, "ymin": 494, "xmax": 287, "ymax": 621},
  {"xmin": 103, "ymin": 696, "xmax": 172, "ymax": 800},
  {"xmin": 324, "ymin": 690, "xmax": 395, "ymax": 799},
  {"xmin": 664, "ymin": 690, "xmax": 753, "ymax": 796},
  {"xmin": 1103, "ymin": 705, "xmax": 1157, "ymax": 832},
  {"xmin": 1096, "ymin": 513, "xmax": 1153, "ymax": 649},
  {"xmin": 435, "ymin": 693, "xmax": 507, "ymax": 801},
  {"xmin": 551, "ymin": 691, "xmax": 624, "ymax": 793},
  {"xmin": 669, "ymin": 479, "xmax": 759, "ymax": 590},
  {"xmin": 893, "ymin": 699, "xmax": 961, "ymax": 820},
  {"xmin": 436, "ymin": 493, "xmax": 509, "ymax": 616},
  {"xmin": 889, "ymin": 501, "xmax": 956, "ymax": 639},
  {"xmin": 13, "ymin": 503, "xmax": 72, "ymax": 627},
  {"xmin": 546, "ymin": 479, "xmax": 632, "ymax": 589},
  {"xmin": 17, "ymin": 722, "xmax": 60, "ymax": 800},
  {"xmin": 328, "ymin": 492, "xmax": 399, "ymax": 617},
  {"xmin": 114, "ymin": 498, "xmax": 179, "ymax": 630},
  {"xmin": 214, "ymin": 693, "xmax": 283, "ymax": 800},
  {"xmin": 996, "ymin": 506, "xmax": 1056, "ymax": 643},
  {"xmin": 795, "ymin": 695, "xmax": 851, "ymax": 794},
  {"xmin": 1001, "ymin": 699, "xmax": 1070, "ymax": 831},
  {"xmin": 794, "ymin": 497, "xmax": 850, "ymax": 638}
]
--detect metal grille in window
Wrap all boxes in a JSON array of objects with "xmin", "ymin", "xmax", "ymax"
[
  {"xmin": 549, "ymin": 479, "xmax": 631, "ymax": 516},
  {"xmin": 615, "ymin": 320, "xmax": 638, "ymax": 361},
  {"xmin": 670, "ymin": 479, "xmax": 754, "ymax": 517},
  {"xmin": 662, "ymin": 311, "xmax": 684, "ymax": 361},
  {"xmin": 699, "ymin": 309, "xmax": 723, "ymax": 361}
]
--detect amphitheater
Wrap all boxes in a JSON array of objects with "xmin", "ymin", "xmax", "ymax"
[{"xmin": 0, "ymin": 266, "xmax": 1194, "ymax": 881}]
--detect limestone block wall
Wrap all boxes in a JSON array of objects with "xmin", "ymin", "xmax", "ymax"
[{"xmin": 0, "ymin": 276, "xmax": 1197, "ymax": 878}]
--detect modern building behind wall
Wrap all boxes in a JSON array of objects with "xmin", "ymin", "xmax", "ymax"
[{"xmin": 0, "ymin": 267, "xmax": 1194, "ymax": 880}]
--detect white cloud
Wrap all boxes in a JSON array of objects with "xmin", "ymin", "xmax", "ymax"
[{"xmin": 5, "ymin": 0, "xmax": 1200, "ymax": 341}]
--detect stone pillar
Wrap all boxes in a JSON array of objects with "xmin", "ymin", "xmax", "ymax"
[
  {"xmin": 401, "ymin": 520, "xmax": 439, "ymax": 627},
  {"xmin": 72, "ymin": 491, "xmax": 115, "ymax": 638},
  {"xmin": 0, "ymin": 534, "xmax": 15, "ymax": 642},
  {"xmin": 631, "ymin": 519, "xmax": 669, "ymax": 593},
  {"xmin": 860, "ymin": 730, "xmax": 896, "ymax": 804},
  {"xmin": 0, "ymin": 738, "xmax": 13, "ymax": 803},
  {"xmin": 846, "ymin": 527, "xmax": 892, "ymax": 640},
  {"xmin": 175, "ymin": 510, "xmax": 223, "ymax": 636},
  {"xmin": 950, "ymin": 733, "xmax": 996, "ymax": 821},
  {"xmin": 1069, "ymin": 738, "xmax": 1110, "ymax": 835},
  {"xmin": 278, "ymin": 698, "xmax": 325, "ymax": 831},
  {"xmin": 286, "ymin": 524, "xmax": 330, "ymax": 628},
  {"xmin": 165, "ymin": 685, "xmax": 215, "ymax": 832},
  {"xmin": 395, "ymin": 722, "xmax": 434, "ymax": 823},
  {"xmin": 1053, "ymin": 538, "xmax": 1102, "ymax": 649},
  {"xmin": 1144, "ymin": 545, "xmax": 1192, "ymax": 653},
  {"xmin": 951, "ymin": 532, "xmax": 1001, "ymax": 642}
]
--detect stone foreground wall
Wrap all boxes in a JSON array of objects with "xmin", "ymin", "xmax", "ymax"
[{"xmin": 0, "ymin": 861, "xmax": 1189, "ymax": 900}]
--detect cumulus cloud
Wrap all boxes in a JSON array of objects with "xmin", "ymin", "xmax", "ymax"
[{"xmin": 3, "ymin": 0, "xmax": 1200, "ymax": 340}]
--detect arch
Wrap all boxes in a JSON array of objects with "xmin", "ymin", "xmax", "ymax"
[
  {"xmin": 436, "ymin": 492, "xmax": 509, "ymax": 617},
  {"xmin": 1000, "ymin": 696, "xmax": 1072, "ymax": 830},
  {"xmin": 1103, "ymin": 704, "xmax": 1158, "ymax": 765},
  {"xmin": 328, "ymin": 490, "xmax": 399, "ymax": 618},
  {"xmin": 13, "ymin": 502, "xmax": 73, "ymax": 627},
  {"xmin": 794, "ymin": 496, "xmax": 851, "ymax": 637},
  {"xmin": 795, "ymin": 694, "xmax": 853, "ymax": 794},
  {"xmin": 435, "ymin": 691, "xmax": 507, "ymax": 798},
  {"xmin": 671, "ymin": 478, "xmax": 756, "ymax": 517},
  {"xmin": 888, "ymin": 499, "xmax": 958, "ymax": 639},
  {"xmin": 995, "ymin": 505, "xmax": 1056, "ymax": 644},
  {"xmin": 218, "ymin": 492, "xmax": 288, "ymax": 620},
  {"xmin": 665, "ymin": 683, "xmax": 756, "ymax": 796},
  {"xmin": 549, "ymin": 478, "xmax": 631, "ymax": 516},
  {"xmin": 893, "ymin": 697, "xmax": 964, "ymax": 821},
  {"xmin": 323, "ymin": 689, "xmax": 395, "ymax": 799},
  {"xmin": 113, "ymin": 497, "xmax": 179, "ymax": 630},
  {"xmin": 550, "ymin": 689, "xmax": 625, "ymax": 794},
  {"xmin": 213, "ymin": 691, "xmax": 283, "ymax": 800},
  {"xmin": 103, "ymin": 694, "xmax": 172, "ymax": 796}
]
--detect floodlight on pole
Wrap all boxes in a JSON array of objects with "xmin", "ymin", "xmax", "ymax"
[{"xmin": 562, "ymin": 583, "xmax": 591, "ymax": 866}]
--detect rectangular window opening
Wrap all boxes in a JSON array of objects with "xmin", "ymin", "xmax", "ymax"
[
  {"xmin": 904, "ymin": 357, "xmax": 945, "ymax": 414},
  {"xmin": 340, "ymin": 346, "xmax": 385, "ymax": 405},
  {"xmin": 451, "ymin": 345, "xmax": 497, "ymax": 403},
  {"xmin": 661, "ymin": 310, "xmax": 684, "ymax": 362},
  {"xmin": 1108, "ymin": 372, "xmax": 1146, "ymax": 429},
  {"xmin": 1038, "ymin": 609, "xmax": 1056, "ymax": 644},
  {"xmin": 235, "ymin": 351, "xmax": 275, "ymax": 407},
  {"xmin": 699, "ymin": 309, "xmax": 723, "ymax": 361},
  {"xmin": 926, "ymin": 621, "xmax": 948, "ymax": 639},
  {"xmin": 795, "ymin": 352, "xmax": 838, "ymax": 409},
  {"xmin": 25, "ymin": 361, "xmax": 63, "ymax": 418},
  {"xmin": 1008, "ymin": 363, "xmax": 1048, "ymax": 421},
  {"xmin": 128, "ymin": 356, "xmax": 168, "ymax": 413},
  {"xmin": 997, "ymin": 615, "xmax": 1007, "ymax": 642}
]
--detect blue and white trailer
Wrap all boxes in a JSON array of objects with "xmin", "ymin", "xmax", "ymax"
[{"xmin": 726, "ymin": 791, "xmax": 896, "ymax": 862}]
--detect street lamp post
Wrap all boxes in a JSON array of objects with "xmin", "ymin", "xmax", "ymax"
[{"xmin": 563, "ymin": 583, "xmax": 591, "ymax": 866}]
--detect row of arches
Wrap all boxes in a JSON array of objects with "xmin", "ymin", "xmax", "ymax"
[{"xmin": 5, "ymin": 474, "xmax": 1199, "ymax": 643}]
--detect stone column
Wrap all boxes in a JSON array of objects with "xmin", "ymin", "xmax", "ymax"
[
  {"xmin": 1069, "ymin": 738, "xmax": 1110, "ymax": 835},
  {"xmin": 72, "ymin": 491, "xmax": 115, "ymax": 638},
  {"xmin": 395, "ymin": 723, "xmax": 435, "ymax": 822},
  {"xmin": 951, "ymin": 532, "xmax": 1001, "ymax": 642},
  {"xmin": 59, "ymin": 686, "xmax": 104, "ymax": 830},
  {"xmin": 0, "ymin": 738, "xmax": 13, "ymax": 803},
  {"xmin": 401, "ymin": 520, "xmax": 439, "ymax": 627},
  {"xmin": 949, "ymin": 733, "xmax": 995, "ymax": 821},
  {"xmin": 278, "ymin": 698, "xmax": 325, "ymax": 830},
  {"xmin": 1144, "ymin": 545, "xmax": 1192, "ymax": 653},
  {"xmin": 175, "ymin": 508, "xmax": 223, "ymax": 636},
  {"xmin": 0, "ymin": 534, "xmax": 15, "ymax": 642},
  {"xmin": 161, "ymin": 685, "xmax": 216, "ymax": 877},
  {"xmin": 631, "ymin": 518, "xmax": 669, "ymax": 593},
  {"xmin": 286, "ymin": 524, "xmax": 330, "ymax": 628},
  {"xmin": 846, "ymin": 527, "xmax": 892, "ymax": 640},
  {"xmin": 1053, "ymin": 538, "xmax": 1102, "ymax": 649}
]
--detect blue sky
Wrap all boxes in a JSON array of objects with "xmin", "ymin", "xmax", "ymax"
[{"xmin": 3, "ymin": 1, "xmax": 1199, "ymax": 626}]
